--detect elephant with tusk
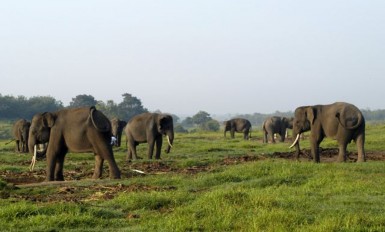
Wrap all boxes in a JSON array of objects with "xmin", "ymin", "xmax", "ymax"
[
  {"xmin": 28, "ymin": 106, "xmax": 121, "ymax": 181},
  {"xmin": 290, "ymin": 102, "xmax": 365, "ymax": 163},
  {"xmin": 124, "ymin": 113, "xmax": 174, "ymax": 160}
]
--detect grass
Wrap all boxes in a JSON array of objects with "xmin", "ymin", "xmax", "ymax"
[{"xmin": 0, "ymin": 123, "xmax": 385, "ymax": 231}]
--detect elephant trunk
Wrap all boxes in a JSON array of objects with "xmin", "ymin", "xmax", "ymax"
[
  {"xmin": 165, "ymin": 130, "xmax": 174, "ymax": 154},
  {"xmin": 28, "ymin": 135, "xmax": 36, "ymax": 155}
]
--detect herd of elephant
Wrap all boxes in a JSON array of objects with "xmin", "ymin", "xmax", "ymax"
[{"xmin": 10, "ymin": 101, "xmax": 366, "ymax": 181}]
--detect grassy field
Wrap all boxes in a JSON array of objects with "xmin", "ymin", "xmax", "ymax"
[{"xmin": 1, "ymin": 124, "xmax": 385, "ymax": 231}]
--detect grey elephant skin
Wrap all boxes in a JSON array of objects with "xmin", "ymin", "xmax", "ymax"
[
  {"xmin": 110, "ymin": 118, "xmax": 127, "ymax": 147},
  {"xmin": 28, "ymin": 106, "xmax": 121, "ymax": 181},
  {"xmin": 124, "ymin": 113, "xmax": 174, "ymax": 160},
  {"xmin": 290, "ymin": 102, "xmax": 365, "ymax": 163},
  {"xmin": 262, "ymin": 116, "xmax": 293, "ymax": 143},
  {"xmin": 12, "ymin": 119, "xmax": 31, "ymax": 153},
  {"xmin": 224, "ymin": 118, "xmax": 252, "ymax": 140}
]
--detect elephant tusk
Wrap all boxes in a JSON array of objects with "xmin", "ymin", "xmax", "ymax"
[
  {"xmin": 166, "ymin": 135, "xmax": 173, "ymax": 148},
  {"xmin": 30, "ymin": 145, "xmax": 37, "ymax": 171},
  {"xmin": 289, "ymin": 134, "xmax": 301, "ymax": 149}
]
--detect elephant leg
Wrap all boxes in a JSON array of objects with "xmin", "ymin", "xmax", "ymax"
[
  {"xmin": 263, "ymin": 132, "xmax": 267, "ymax": 143},
  {"xmin": 310, "ymin": 138, "xmax": 321, "ymax": 163},
  {"xmin": 243, "ymin": 131, "xmax": 249, "ymax": 140},
  {"xmin": 127, "ymin": 148, "xmax": 133, "ymax": 160},
  {"xmin": 270, "ymin": 133, "xmax": 275, "ymax": 143},
  {"xmin": 155, "ymin": 137, "xmax": 162, "ymax": 159},
  {"xmin": 337, "ymin": 143, "xmax": 347, "ymax": 162},
  {"xmin": 46, "ymin": 153, "xmax": 58, "ymax": 181},
  {"xmin": 15, "ymin": 141, "xmax": 20, "ymax": 152},
  {"xmin": 93, "ymin": 140, "xmax": 120, "ymax": 179},
  {"xmin": 147, "ymin": 140, "xmax": 155, "ymax": 159},
  {"xmin": 93, "ymin": 155, "xmax": 104, "ymax": 179},
  {"xmin": 355, "ymin": 132, "xmax": 366, "ymax": 162},
  {"xmin": 127, "ymin": 140, "xmax": 138, "ymax": 160},
  {"xmin": 230, "ymin": 130, "xmax": 235, "ymax": 139},
  {"xmin": 54, "ymin": 152, "xmax": 66, "ymax": 181}
]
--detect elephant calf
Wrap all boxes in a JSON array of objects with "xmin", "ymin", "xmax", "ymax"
[
  {"xmin": 125, "ymin": 113, "xmax": 174, "ymax": 160},
  {"xmin": 29, "ymin": 106, "xmax": 121, "ymax": 181}
]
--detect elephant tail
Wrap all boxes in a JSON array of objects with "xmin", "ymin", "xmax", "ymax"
[
  {"xmin": 249, "ymin": 126, "xmax": 252, "ymax": 139},
  {"xmin": 336, "ymin": 107, "xmax": 364, "ymax": 130},
  {"xmin": 89, "ymin": 106, "xmax": 111, "ymax": 132}
]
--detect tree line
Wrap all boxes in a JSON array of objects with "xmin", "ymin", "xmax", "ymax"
[
  {"xmin": 1, "ymin": 93, "xmax": 385, "ymax": 128},
  {"xmin": 0, "ymin": 93, "xmax": 148, "ymax": 121}
]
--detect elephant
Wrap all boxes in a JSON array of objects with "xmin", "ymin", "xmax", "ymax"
[
  {"xmin": 223, "ymin": 118, "xmax": 252, "ymax": 140},
  {"xmin": 12, "ymin": 119, "xmax": 31, "ymax": 153},
  {"xmin": 28, "ymin": 106, "xmax": 121, "ymax": 181},
  {"xmin": 262, "ymin": 116, "xmax": 293, "ymax": 143},
  {"xmin": 124, "ymin": 112, "xmax": 174, "ymax": 160},
  {"xmin": 110, "ymin": 118, "xmax": 127, "ymax": 147},
  {"xmin": 289, "ymin": 102, "xmax": 365, "ymax": 163}
]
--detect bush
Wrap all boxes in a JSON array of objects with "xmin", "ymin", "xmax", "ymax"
[{"xmin": 174, "ymin": 125, "xmax": 188, "ymax": 133}]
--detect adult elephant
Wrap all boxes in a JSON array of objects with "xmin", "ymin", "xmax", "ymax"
[
  {"xmin": 12, "ymin": 119, "xmax": 31, "ymax": 153},
  {"xmin": 125, "ymin": 113, "xmax": 174, "ymax": 160},
  {"xmin": 262, "ymin": 116, "xmax": 293, "ymax": 143},
  {"xmin": 28, "ymin": 106, "xmax": 121, "ymax": 181},
  {"xmin": 110, "ymin": 118, "xmax": 127, "ymax": 147},
  {"xmin": 289, "ymin": 102, "xmax": 365, "ymax": 163},
  {"xmin": 223, "ymin": 118, "xmax": 252, "ymax": 140}
]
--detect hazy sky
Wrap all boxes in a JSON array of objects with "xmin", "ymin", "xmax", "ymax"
[{"xmin": 1, "ymin": 1, "xmax": 385, "ymax": 116}]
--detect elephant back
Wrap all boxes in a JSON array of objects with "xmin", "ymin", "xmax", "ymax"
[{"xmin": 89, "ymin": 107, "xmax": 111, "ymax": 132}]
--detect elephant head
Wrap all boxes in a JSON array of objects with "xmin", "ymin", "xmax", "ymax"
[
  {"xmin": 158, "ymin": 114, "xmax": 174, "ymax": 153},
  {"xmin": 28, "ymin": 112, "xmax": 55, "ymax": 156},
  {"xmin": 282, "ymin": 117, "xmax": 293, "ymax": 130},
  {"xmin": 223, "ymin": 120, "xmax": 231, "ymax": 137},
  {"xmin": 289, "ymin": 106, "xmax": 312, "ymax": 149},
  {"xmin": 110, "ymin": 118, "xmax": 127, "ymax": 147}
]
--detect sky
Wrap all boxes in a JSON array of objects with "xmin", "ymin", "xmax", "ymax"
[{"xmin": 1, "ymin": 1, "xmax": 385, "ymax": 116}]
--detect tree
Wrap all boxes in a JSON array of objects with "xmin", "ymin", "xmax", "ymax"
[
  {"xmin": 69, "ymin": 94, "xmax": 97, "ymax": 108},
  {"xmin": 181, "ymin": 117, "xmax": 194, "ymax": 128},
  {"xmin": 117, "ymin": 93, "xmax": 148, "ymax": 120},
  {"xmin": 202, "ymin": 119, "xmax": 220, "ymax": 131},
  {"xmin": 192, "ymin": 111, "xmax": 212, "ymax": 126}
]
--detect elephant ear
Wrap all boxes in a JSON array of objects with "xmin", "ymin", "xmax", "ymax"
[
  {"xmin": 158, "ymin": 115, "xmax": 172, "ymax": 131},
  {"xmin": 335, "ymin": 105, "xmax": 363, "ymax": 129},
  {"xmin": 119, "ymin": 121, "xmax": 127, "ymax": 129},
  {"xmin": 89, "ymin": 106, "xmax": 111, "ymax": 132},
  {"xmin": 306, "ymin": 107, "xmax": 317, "ymax": 125},
  {"xmin": 43, "ymin": 112, "xmax": 56, "ymax": 128}
]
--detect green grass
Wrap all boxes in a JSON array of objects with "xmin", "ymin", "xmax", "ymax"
[{"xmin": 1, "ymin": 123, "xmax": 385, "ymax": 231}]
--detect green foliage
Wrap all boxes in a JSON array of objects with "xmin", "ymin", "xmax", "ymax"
[
  {"xmin": 174, "ymin": 124, "xmax": 188, "ymax": 133},
  {"xmin": 0, "ymin": 94, "xmax": 63, "ymax": 120},
  {"xmin": 117, "ymin": 93, "xmax": 148, "ymax": 120},
  {"xmin": 192, "ymin": 111, "xmax": 211, "ymax": 125},
  {"xmin": 69, "ymin": 94, "xmax": 97, "ymax": 108},
  {"xmin": 201, "ymin": 119, "xmax": 220, "ymax": 131}
]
